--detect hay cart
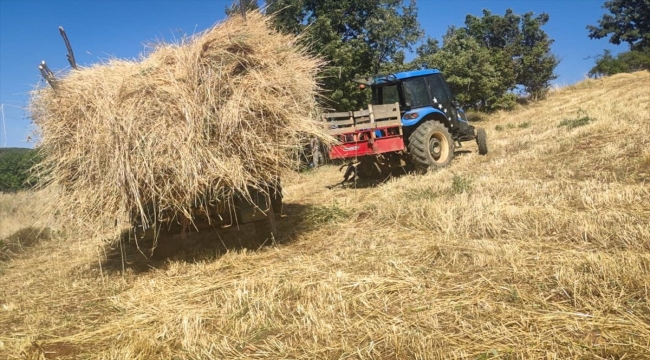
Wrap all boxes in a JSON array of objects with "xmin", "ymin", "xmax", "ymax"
[
  {"xmin": 34, "ymin": 20, "xmax": 320, "ymax": 247},
  {"xmin": 133, "ymin": 184, "xmax": 283, "ymax": 244},
  {"xmin": 322, "ymin": 69, "xmax": 488, "ymax": 177}
]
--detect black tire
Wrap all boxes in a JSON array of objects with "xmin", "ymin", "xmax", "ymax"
[
  {"xmin": 356, "ymin": 157, "xmax": 381, "ymax": 179},
  {"xmin": 408, "ymin": 121, "xmax": 454, "ymax": 169},
  {"xmin": 253, "ymin": 198, "xmax": 277, "ymax": 242},
  {"xmin": 476, "ymin": 127, "xmax": 488, "ymax": 155}
]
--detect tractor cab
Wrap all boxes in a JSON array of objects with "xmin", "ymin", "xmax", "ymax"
[{"xmin": 361, "ymin": 69, "xmax": 475, "ymax": 141}]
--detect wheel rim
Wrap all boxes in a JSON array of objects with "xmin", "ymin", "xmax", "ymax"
[{"xmin": 429, "ymin": 132, "xmax": 449, "ymax": 163}]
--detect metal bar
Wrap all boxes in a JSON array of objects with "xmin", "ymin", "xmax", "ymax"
[
  {"xmin": 38, "ymin": 61, "xmax": 58, "ymax": 89},
  {"xmin": 59, "ymin": 26, "xmax": 78, "ymax": 70},
  {"xmin": 239, "ymin": 0, "xmax": 247, "ymax": 21}
]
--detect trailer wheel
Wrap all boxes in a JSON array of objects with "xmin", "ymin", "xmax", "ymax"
[
  {"xmin": 476, "ymin": 127, "xmax": 488, "ymax": 155},
  {"xmin": 408, "ymin": 121, "xmax": 454, "ymax": 169},
  {"xmin": 253, "ymin": 198, "xmax": 277, "ymax": 243},
  {"xmin": 356, "ymin": 157, "xmax": 381, "ymax": 179}
]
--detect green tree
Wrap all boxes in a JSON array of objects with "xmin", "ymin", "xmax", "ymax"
[
  {"xmin": 418, "ymin": 29, "xmax": 507, "ymax": 110},
  {"xmin": 463, "ymin": 9, "xmax": 558, "ymax": 100},
  {"xmin": 414, "ymin": 9, "xmax": 558, "ymax": 110},
  {"xmin": 463, "ymin": 9, "xmax": 521, "ymax": 98},
  {"xmin": 587, "ymin": 0, "xmax": 650, "ymax": 51},
  {"xmin": 266, "ymin": 0, "xmax": 423, "ymax": 111},
  {"xmin": 225, "ymin": 0, "xmax": 259, "ymax": 18},
  {"xmin": 589, "ymin": 48, "xmax": 650, "ymax": 77},
  {"xmin": 517, "ymin": 12, "xmax": 559, "ymax": 99}
]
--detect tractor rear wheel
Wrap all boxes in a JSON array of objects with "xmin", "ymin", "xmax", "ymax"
[
  {"xmin": 476, "ymin": 127, "xmax": 488, "ymax": 155},
  {"xmin": 408, "ymin": 121, "xmax": 454, "ymax": 169}
]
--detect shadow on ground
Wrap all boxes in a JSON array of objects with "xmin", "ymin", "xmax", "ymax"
[
  {"xmin": 98, "ymin": 202, "xmax": 315, "ymax": 274},
  {"xmin": 325, "ymin": 165, "xmax": 414, "ymax": 190}
]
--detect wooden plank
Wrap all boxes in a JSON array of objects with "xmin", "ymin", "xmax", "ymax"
[
  {"xmin": 354, "ymin": 117, "xmax": 370, "ymax": 126},
  {"xmin": 353, "ymin": 109, "xmax": 370, "ymax": 118},
  {"xmin": 326, "ymin": 119, "xmax": 354, "ymax": 126},
  {"xmin": 372, "ymin": 103, "xmax": 400, "ymax": 120},
  {"xmin": 373, "ymin": 103, "xmax": 399, "ymax": 111},
  {"xmin": 329, "ymin": 127, "xmax": 357, "ymax": 135},
  {"xmin": 375, "ymin": 120, "xmax": 402, "ymax": 127},
  {"xmin": 373, "ymin": 110, "xmax": 399, "ymax": 120},
  {"xmin": 325, "ymin": 102, "xmax": 401, "ymax": 137},
  {"xmin": 368, "ymin": 104, "xmax": 376, "ymax": 139},
  {"xmin": 322, "ymin": 111, "xmax": 352, "ymax": 119},
  {"xmin": 355, "ymin": 125, "xmax": 374, "ymax": 131}
]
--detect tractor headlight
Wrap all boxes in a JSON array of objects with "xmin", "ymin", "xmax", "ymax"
[{"xmin": 404, "ymin": 112, "xmax": 419, "ymax": 119}]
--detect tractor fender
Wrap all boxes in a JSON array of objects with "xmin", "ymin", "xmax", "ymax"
[
  {"xmin": 402, "ymin": 108, "xmax": 449, "ymax": 128},
  {"xmin": 457, "ymin": 109, "xmax": 469, "ymax": 124}
]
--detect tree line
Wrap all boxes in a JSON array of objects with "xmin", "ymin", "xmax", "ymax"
[
  {"xmin": 587, "ymin": 0, "xmax": 650, "ymax": 78},
  {"xmin": 228, "ymin": 0, "xmax": 648, "ymax": 111}
]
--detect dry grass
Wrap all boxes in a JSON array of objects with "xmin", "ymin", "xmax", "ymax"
[
  {"xmin": 0, "ymin": 191, "xmax": 37, "ymax": 240},
  {"xmin": 1, "ymin": 72, "xmax": 649, "ymax": 359},
  {"xmin": 0, "ymin": 191, "xmax": 57, "ymax": 240},
  {"xmin": 28, "ymin": 11, "xmax": 327, "ymax": 238}
]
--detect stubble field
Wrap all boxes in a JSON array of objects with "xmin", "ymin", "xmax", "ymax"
[{"xmin": 1, "ymin": 71, "xmax": 649, "ymax": 359}]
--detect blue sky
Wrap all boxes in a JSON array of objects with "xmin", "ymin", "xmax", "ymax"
[{"xmin": 0, "ymin": 0, "xmax": 621, "ymax": 148}]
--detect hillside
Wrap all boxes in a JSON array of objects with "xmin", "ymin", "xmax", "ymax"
[
  {"xmin": 1, "ymin": 71, "xmax": 649, "ymax": 359},
  {"xmin": 0, "ymin": 147, "xmax": 31, "ymax": 155}
]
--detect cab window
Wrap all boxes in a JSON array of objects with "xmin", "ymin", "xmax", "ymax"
[
  {"xmin": 373, "ymin": 84, "xmax": 400, "ymax": 105},
  {"xmin": 426, "ymin": 74, "xmax": 453, "ymax": 103},
  {"xmin": 402, "ymin": 77, "xmax": 431, "ymax": 108}
]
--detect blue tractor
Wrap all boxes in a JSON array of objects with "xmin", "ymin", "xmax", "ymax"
[{"xmin": 322, "ymin": 69, "xmax": 487, "ymax": 176}]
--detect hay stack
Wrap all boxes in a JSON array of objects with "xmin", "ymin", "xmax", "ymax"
[{"xmin": 29, "ymin": 12, "xmax": 328, "ymax": 235}]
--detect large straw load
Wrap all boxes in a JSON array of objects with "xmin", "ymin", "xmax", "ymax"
[{"xmin": 29, "ymin": 12, "xmax": 328, "ymax": 236}]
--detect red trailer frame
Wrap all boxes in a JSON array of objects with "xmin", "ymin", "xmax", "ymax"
[{"xmin": 322, "ymin": 103, "xmax": 405, "ymax": 160}]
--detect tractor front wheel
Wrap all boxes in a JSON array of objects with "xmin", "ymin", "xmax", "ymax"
[
  {"xmin": 476, "ymin": 127, "xmax": 488, "ymax": 155},
  {"xmin": 408, "ymin": 121, "xmax": 454, "ymax": 169}
]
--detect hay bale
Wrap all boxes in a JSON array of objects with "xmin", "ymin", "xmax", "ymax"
[{"xmin": 29, "ymin": 11, "xmax": 328, "ymax": 236}]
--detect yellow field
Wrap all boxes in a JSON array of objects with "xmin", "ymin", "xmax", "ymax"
[{"xmin": 1, "ymin": 71, "xmax": 649, "ymax": 359}]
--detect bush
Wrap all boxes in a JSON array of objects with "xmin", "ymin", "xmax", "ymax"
[
  {"xmin": 490, "ymin": 93, "xmax": 518, "ymax": 111},
  {"xmin": 465, "ymin": 111, "xmax": 489, "ymax": 122},
  {"xmin": 558, "ymin": 117, "xmax": 592, "ymax": 129},
  {"xmin": 558, "ymin": 110, "xmax": 596, "ymax": 130},
  {"xmin": 451, "ymin": 174, "xmax": 472, "ymax": 194},
  {"xmin": 304, "ymin": 204, "xmax": 349, "ymax": 225},
  {"xmin": 0, "ymin": 148, "xmax": 40, "ymax": 192}
]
